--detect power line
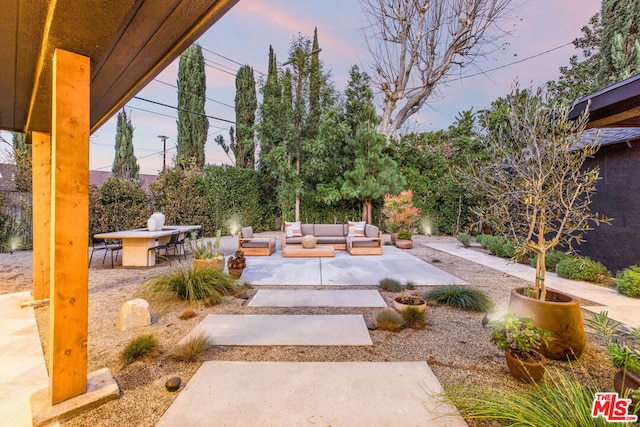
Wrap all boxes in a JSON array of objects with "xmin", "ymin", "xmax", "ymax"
[
  {"xmin": 91, "ymin": 145, "xmax": 177, "ymax": 171},
  {"xmin": 200, "ymin": 46, "xmax": 267, "ymax": 76},
  {"xmin": 153, "ymin": 78, "xmax": 234, "ymax": 109},
  {"xmin": 442, "ymin": 41, "xmax": 574, "ymax": 84},
  {"xmin": 132, "ymin": 96, "xmax": 236, "ymax": 125}
]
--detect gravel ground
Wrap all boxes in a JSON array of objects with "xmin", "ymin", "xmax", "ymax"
[{"xmin": 0, "ymin": 234, "xmax": 612, "ymax": 426}]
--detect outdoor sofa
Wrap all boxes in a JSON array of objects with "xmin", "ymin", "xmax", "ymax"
[{"xmin": 281, "ymin": 222, "xmax": 383, "ymax": 255}]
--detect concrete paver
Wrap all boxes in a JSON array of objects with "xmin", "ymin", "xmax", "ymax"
[
  {"xmin": 156, "ymin": 361, "xmax": 468, "ymax": 427},
  {"xmin": 181, "ymin": 314, "xmax": 374, "ymax": 346},
  {"xmin": 248, "ymin": 289, "xmax": 388, "ymax": 307}
]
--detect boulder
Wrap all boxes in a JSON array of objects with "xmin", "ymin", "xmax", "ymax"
[{"xmin": 115, "ymin": 299, "xmax": 151, "ymax": 331}]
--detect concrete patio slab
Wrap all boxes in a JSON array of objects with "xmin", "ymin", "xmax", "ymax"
[
  {"xmin": 0, "ymin": 292, "xmax": 48, "ymax": 427},
  {"xmin": 157, "ymin": 361, "xmax": 468, "ymax": 427},
  {"xmin": 181, "ymin": 314, "xmax": 373, "ymax": 346},
  {"xmin": 241, "ymin": 245, "xmax": 466, "ymax": 286},
  {"xmin": 247, "ymin": 289, "xmax": 388, "ymax": 307}
]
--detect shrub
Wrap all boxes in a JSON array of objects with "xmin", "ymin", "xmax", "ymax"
[
  {"xmin": 378, "ymin": 278, "xmax": 403, "ymax": 292},
  {"xmin": 382, "ymin": 190, "xmax": 421, "ymax": 232},
  {"xmin": 456, "ymin": 233, "xmax": 471, "ymax": 247},
  {"xmin": 138, "ymin": 265, "xmax": 239, "ymax": 303},
  {"xmin": 171, "ymin": 332, "xmax": 211, "ymax": 362},
  {"xmin": 90, "ymin": 177, "xmax": 151, "ymax": 233},
  {"xmin": 530, "ymin": 250, "xmax": 570, "ymax": 272},
  {"xmin": 375, "ymin": 309, "xmax": 404, "ymax": 331},
  {"xmin": 446, "ymin": 368, "xmax": 618, "ymax": 426},
  {"xmin": 399, "ymin": 306, "xmax": 426, "ymax": 329},
  {"xmin": 405, "ymin": 280, "xmax": 415, "ymax": 290},
  {"xmin": 423, "ymin": 285, "xmax": 492, "ymax": 312},
  {"xmin": 555, "ymin": 256, "xmax": 612, "ymax": 284},
  {"xmin": 121, "ymin": 334, "xmax": 159, "ymax": 365},
  {"xmin": 616, "ymin": 265, "xmax": 640, "ymax": 299},
  {"xmin": 397, "ymin": 229, "xmax": 412, "ymax": 240}
]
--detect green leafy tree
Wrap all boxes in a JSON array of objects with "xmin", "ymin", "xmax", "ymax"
[
  {"xmin": 112, "ymin": 108, "xmax": 139, "ymax": 180},
  {"xmin": 12, "ymin": 132, "xmax": 31, "ymax": 193},
  {"xmin": 90, "ymin": 178, "xmax": 150, "ymax": 233},
  {"xmin": 599, "ymin": 0, "xmax": 640, "ymax": 86},
  {"xmin": 307, "ymin": 28, "xmax": 321, "ymax": 138},
  {"xmin": 229, "ymin": 65, "xmax": 257, "ymax": 169},
  {"xmin": 459, "ymin": 87, "xmax": 609, "ymax": 300},
  {"xmin": 177, "ymin": 44, "xmax": 208, "ymax": 169},
  {"xmin": 547, "ymin": 13, "xmax": 602, "ymax": 104}
]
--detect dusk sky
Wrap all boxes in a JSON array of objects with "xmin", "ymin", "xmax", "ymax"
[{"xmin": 2, "ymin": 0, "xmax": 603, "ymax": 175}]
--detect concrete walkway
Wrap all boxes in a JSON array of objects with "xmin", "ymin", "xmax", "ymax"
[
  {"xmin": 425, "ymin": 241, "xmax": 640, "ymax": 328},
  {"xmin": 248, "ymin": 289, "xmax": 388, "ymax": 307},
  {"xmin": 0, "ymin": 292, "xmax": 49, "ymax": 427}
]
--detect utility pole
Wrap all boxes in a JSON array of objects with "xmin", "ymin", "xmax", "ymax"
[{"xmin": 157, "ymin": 135, "xmax": 169, "ymax": 171}]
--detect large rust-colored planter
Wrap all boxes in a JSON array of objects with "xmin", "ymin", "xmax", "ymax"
[
  {"xmin": 395, "ymin": 239, "xmax": 413, "ymax": 249},
  {"xmin": 508, "ymin": 287, "xmax": 586, "ymax": 360},
  {"xmin": 504, "ymin": 349, "xmax": 547, "ymax": 382},
  {"xmin": 614, "ymin": 368, "xmax": 640, "ymax": 403}
]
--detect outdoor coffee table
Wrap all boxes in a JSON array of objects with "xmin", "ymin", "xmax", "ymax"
[{"xmin": 282, "ymin": 245, "xmax": 335, "ymax": 258}]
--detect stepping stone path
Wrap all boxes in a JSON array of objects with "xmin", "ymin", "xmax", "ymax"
[{"xmin": 168, "ymin": 258, "xmax": 469, "ymax": 426}]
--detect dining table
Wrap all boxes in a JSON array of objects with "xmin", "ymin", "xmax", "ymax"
[{"xmin": 94, "ymin": 225, "xmax": 201, "ymax": 267}]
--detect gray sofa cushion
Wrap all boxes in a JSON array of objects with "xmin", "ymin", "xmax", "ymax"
[
  {"xmin": 316, "ymin": 236, "xmax": 347, "ymax": 245},
  {"xmin": 301, "ymin": 224, "xmax": 315, "ymax": 235},
  {"xmin": 313, "ymin": 224, "xmax": 346, "ymax": 237},
  {"xmin": 241, "ymin": 226, "xmax": 253, "ymax": 239},
  {"xmin": 242, "ymin": 240, "xmax": 271, "ymax": 248},
  {"xmin": 285, "ymin": 237, "xmax": 303, "ymax": 245},
  {"xmin": 365, "ymin": 224, "xmax": 379, "ymax": 238}
]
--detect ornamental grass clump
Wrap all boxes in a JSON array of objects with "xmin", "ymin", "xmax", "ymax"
[
  {"xmin": 378, "ymin": 278, "xmax": 403, "ymax": 293},
  {"xmin": 399, "ymin": 306, "xmax": 426, "ymax": 329},
  {"xmin": 375, "ymin": 309, "xmax": 404, "ymax": 331},
  {"xmin": 445, "ymin": 368, "xmax": 615, "ymax": 426},
  {"xmin": 137, "ymin": 265, "xmax": 239, "ymax": 304},
  {"xmin": 121, "ymin": 334, "xmax": 159, "ymax": 366},
  {"xmin": 423, "ymin": 285, "xmax": 493, "ymax": 313},
  {"xmin": 171, "ymin": 332, "xmax": 211, "ymax": 363},
  {"xmin": 616, "ymin": 265, "xmax": 640, "ymax": 298}
]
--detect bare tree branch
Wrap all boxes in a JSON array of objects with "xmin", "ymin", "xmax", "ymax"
[{"xmin": 362, "ymin": 0, "xmax": 512, "ymax": 140}]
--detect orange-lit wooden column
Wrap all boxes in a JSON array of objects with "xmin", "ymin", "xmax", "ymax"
[
  {"xmin": 49, "ymin": 48, "xmax": 90, "ymax": 404},
  {"xmin": 32, "ymin": 131, "xmax": 51, "ymax": 301}
]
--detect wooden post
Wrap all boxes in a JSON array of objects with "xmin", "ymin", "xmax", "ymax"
[
  {"xmin": 32, "ymin": 131, "xmax": 51, "ymax": 301},
  {"xmin": 49, "ymin": 48, "xmax": 90, "ymax": 404}
]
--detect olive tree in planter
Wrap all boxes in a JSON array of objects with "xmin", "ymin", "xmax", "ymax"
[{"xmin": 459, "ymin": 86, "xmax": 610, "ymax": 359}]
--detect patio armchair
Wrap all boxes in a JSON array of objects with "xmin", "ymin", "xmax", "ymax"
[
  {"xmin": 89, "ymin": 233, "xmax": 122, "ymax": 268},
  {"xmin": 237, "ymin": 226, "xmax": 277, "ymax": 256}
]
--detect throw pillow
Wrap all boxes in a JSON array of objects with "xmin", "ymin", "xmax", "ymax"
[
  {"xmin": 285, "ymin": 221, "xmax": 302, "ymax": 237},
  {"xmin": 347, "ymin": 220, "xmax": 356, "ymax": 236},
  {"xmin": 354, "ymin": 221, "xmax": 366, "ymax": 237}
]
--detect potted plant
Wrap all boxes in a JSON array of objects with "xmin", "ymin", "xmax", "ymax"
[
  {"xmin": 393, "ymin": 289, "xmax": 426, "ymax": 313},
  {"xmin": 227, "ymin": 250, "xmax": 246, "ymax": 279},
  {"xmin": 489, "ymin": 312, "xmax": 553, "ymax": 382},
  {"xmin": 395, "ymin": 229, "xmax": 413, "ymax": 249},
  {"xmin": 459, "ymin": 87, "xmax": 610, "ymax": 360},
  {"xmin": 382, "ymin": 190, "xmax": 421, "ymax": 245},
  {"xmin": 587, "ymin": 311, "xmax": 640, "ymax": 403},
  {"xmin": 186, "ymin": 230, "xmax": 224, "ymax": 270}
]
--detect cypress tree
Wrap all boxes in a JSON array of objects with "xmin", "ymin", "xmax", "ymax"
[
  {"xmin": 307, "ymin": 28, "xmax": 321, "ymax": 138},
  {"xmin": 598, "ymin": 0, "xmax": 640, "ymax": 86},
  {"xmin": 177, "ymin": 44, "xmax": 208, "ymax": 169},
  {"xmin": 112, "ymin": 108, "xmax": 139, "ymax": 180},
  {"xmin": 257, "ymin": 45, "xmax": 282, "ymax": 170},
  {"xmin": 234, "ymin": 65, "xmax": 257, "ymax": 169}
]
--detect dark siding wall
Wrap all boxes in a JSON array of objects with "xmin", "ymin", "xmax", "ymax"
[{"xmin": 577, "ymin": 141, "xmax": 640, "ymax": 273}]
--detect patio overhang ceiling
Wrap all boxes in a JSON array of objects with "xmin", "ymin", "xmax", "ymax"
[
  {"xmin": 0, "ymin": 0, "xmax": 239, "ymax": 136},
  {"xmin": 569, "ymin": 73, "xmax": 640, "ymax": 129}
]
